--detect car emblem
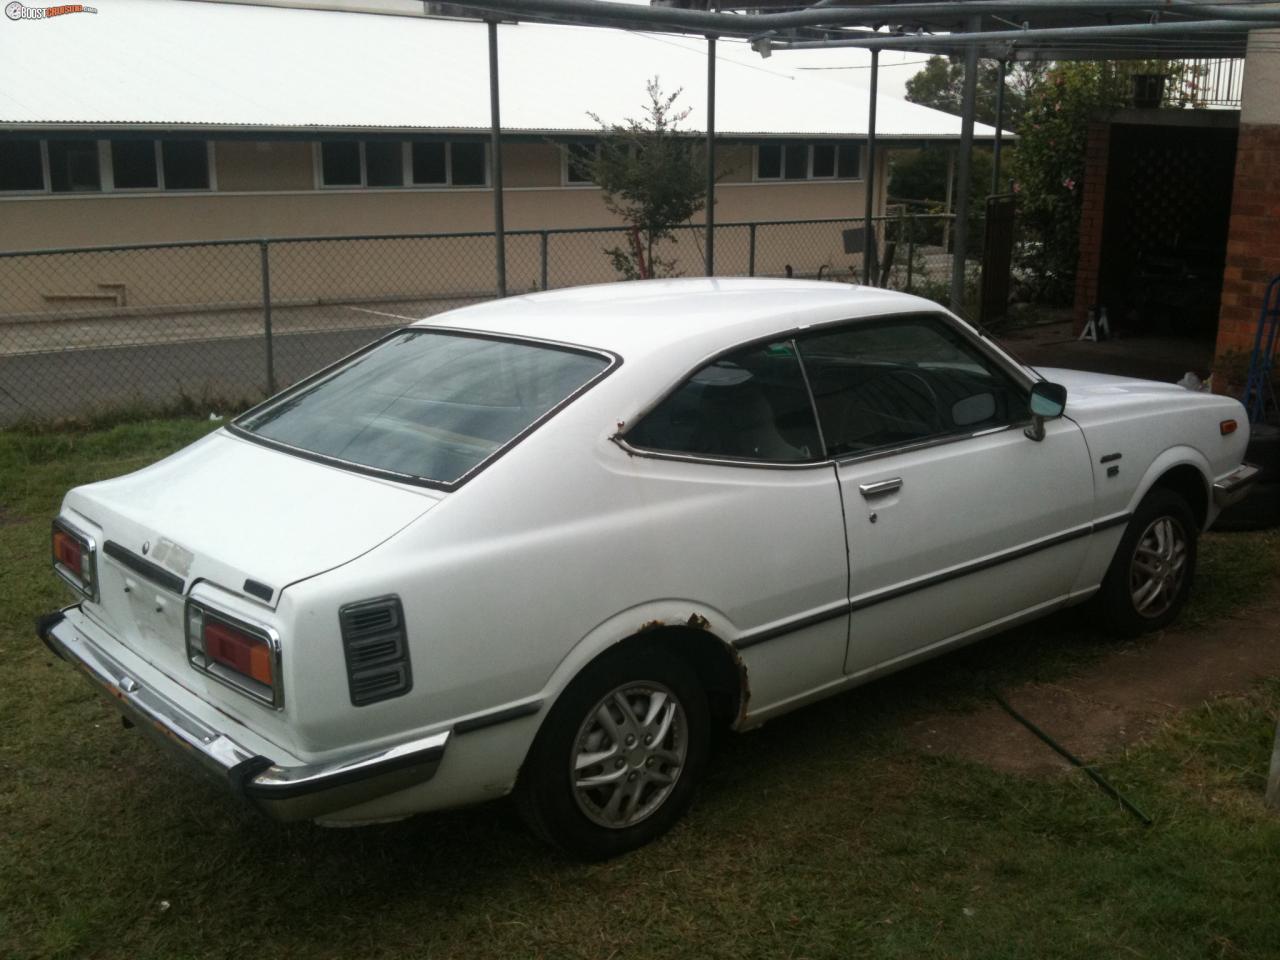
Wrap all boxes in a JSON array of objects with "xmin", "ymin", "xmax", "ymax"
[{"xmin": 141, "ymin": 541, "xmax": 150, "ymax": 555}]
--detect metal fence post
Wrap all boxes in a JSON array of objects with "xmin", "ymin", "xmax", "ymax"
[
  {"xmin": 540, "ymin": 231, "xmax": 549, "ymax": 291},
  {"xmin": 260, "ymin": 240, "xmax": 275, "ymax": 395},
  {"xmin": 906, "ymin": 215, "xmax": 916, "ymax": 292},
  {"xmin": 748, "ymin": 222, "xmax": 757, "ymax": 277}
]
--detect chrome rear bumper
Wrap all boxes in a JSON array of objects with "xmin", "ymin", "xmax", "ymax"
[
  {"xmin": 38, "ymin": 606, "xmax": 449, "ymax": 822},
  {"xmin": 1213, "ymin": 463, "xmax": 1260, "ymax": 509}
]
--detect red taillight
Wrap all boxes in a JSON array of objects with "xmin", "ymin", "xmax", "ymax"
[
  {"xmin": 52, "ymin": 522, "xmax": 95, "ymax": 598},
  {"xmin": 53, "ymin": 529, "xmax": 83, "ymax": 573},
  {"xmin": 203, "ymin": 620, "xmax": 274, "ymax": 687},
  {"xmin": 1220, "ymin": 419, "xmax": 1238, "ymax": 436}
]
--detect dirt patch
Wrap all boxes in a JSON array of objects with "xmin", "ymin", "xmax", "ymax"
[
  {"xmin": 908, "ymin": 578, "xmax": 1280, "ymax": 775},
  {"xmin": 0, "ymin": 505, "xmax": 26, "ymax": 527}
]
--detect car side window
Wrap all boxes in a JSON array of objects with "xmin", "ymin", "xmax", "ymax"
[
  {"xmin": 798, "ymin": 314, "xmax": 1030, "ymax": 457},
  {"xmin": 625, "ymin": 341, "xmax": 822, "ymax": 463}
]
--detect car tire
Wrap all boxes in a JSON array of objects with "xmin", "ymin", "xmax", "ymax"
[
  {"xmin": 1097, "ymin": 487, "xmax": 1198, "ymax": 637},
  {"xmin": 516, "ymin": 644, "xmax": 709, "ymax": 861}
]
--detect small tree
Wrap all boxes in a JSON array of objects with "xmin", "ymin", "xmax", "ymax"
[
  {"xmin": 1010, "ymin": 63, "xmax": 1129, "ymax": 303},
  {"xmin": 1007, "ymin": 59, "xmax": 1206, "ymax": 303},
  {"xmin": 587, "ymin": 79, "xmax": 709, "ymax": 280},
  {"xmin": 904, "ymin": 55, "xmax": 1043, "ymax": 129}
]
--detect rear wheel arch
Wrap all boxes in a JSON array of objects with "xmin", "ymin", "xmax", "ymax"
[
  {"xmin": 627, "ymin": 625, "xmax": 748, "ymax": 733},
  {"xmin": 536, "ymin": 621, "xmax": 749, "ymax": 743},
  {"xmin": 514, "ymin": 622, "xmax": 747, "ymax": 858}
]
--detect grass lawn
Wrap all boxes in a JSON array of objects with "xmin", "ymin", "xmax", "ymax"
[{"xmin": 2, "ymin": 418, "xmax": 1278, "ymax": 960}]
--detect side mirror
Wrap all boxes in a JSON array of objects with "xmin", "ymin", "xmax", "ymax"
[{"xmin": 1025, "ymin": 381, "xmax": 1067, "ymax": 442}]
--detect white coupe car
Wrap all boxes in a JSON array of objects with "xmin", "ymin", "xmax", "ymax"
[{"xmin": 39, "ymin": 279, "xmax": 1257, "ymax": 859}]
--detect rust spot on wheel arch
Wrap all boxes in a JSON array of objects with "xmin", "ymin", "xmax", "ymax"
[
  {"xmin": 686, "ymin": 612, "xmax": 710, "ymax": 630},
  {"xmin": 638, "ymin": 619, "xmax": 666, "ymax": 633}
]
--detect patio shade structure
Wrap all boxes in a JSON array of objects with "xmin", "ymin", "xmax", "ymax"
[{"xmin": 199, "ymin": 0, "xmax": 1280, "ymax": 309}]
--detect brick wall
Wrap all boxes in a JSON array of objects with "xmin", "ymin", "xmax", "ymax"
[
  {"xmin": 1073, "ymin": 121, "xmax": 1111, "ymax": 333},
  {"xmin": 1214, "ymin": 122, "xmax": 1280, "ymax": 362}
]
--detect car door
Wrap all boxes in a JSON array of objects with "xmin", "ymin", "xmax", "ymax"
[
  {"xmin": 795, "ymin": 313, "xmax": 1095, "ymax": 678},
  {"xmin": 619, "ymin": 337, "xmax": 850, "ymax": 711}
]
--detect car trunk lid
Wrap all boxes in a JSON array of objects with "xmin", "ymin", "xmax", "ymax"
[{"xmin": 63, "ymin": 429, "xmax": 440, "ymax": 682}]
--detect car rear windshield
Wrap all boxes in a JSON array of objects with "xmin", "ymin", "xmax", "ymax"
[{"xmin": 234, "ymin": 330, "xmax": 612, "ymax": 486}]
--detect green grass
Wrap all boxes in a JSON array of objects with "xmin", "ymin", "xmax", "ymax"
[{"xmin": 2, "ymin": 419, "xmax": 1279, "ymax": 960}]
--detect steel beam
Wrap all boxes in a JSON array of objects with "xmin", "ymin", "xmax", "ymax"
[
  {"xmin": 991, "ymin": 58, "xmax": 1006, "ymax": 196},
  {"xmin": 488, "ymin": 19, "xmax": 507, "ymax": 298},
  {"xmin": 775, "ymin": 16, "xmax": 1274, "ymax": 52},
  {"xmin": 706, "ymin": 34, "xmax": 717, "ymax": 277},
  {"xmin": 863, "ymin": 47, "xmax": 878, "ymax": 286},
  {"xmin": 950, "ymin": 15, "xmax": 980, "ymax": 313},
  {"xmin": 444, "ymin": 0, "xmax": 1280, "ymax": 38}
]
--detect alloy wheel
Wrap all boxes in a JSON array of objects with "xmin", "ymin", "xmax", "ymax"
[
  {"xmin": 570, "ymin": 681, "xmax": 688, "ymax": 830},
  {"xmin": 1128, "ymin": 514, "xmax": 1189, "ymax": 619}
]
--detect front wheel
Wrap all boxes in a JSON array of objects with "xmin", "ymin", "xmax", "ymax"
[
  {"xmin": 1097, "ymin": 487, "xmax": 1198, "ymax": 636},
  {"xmin": 516, "ymin": 644, "xmax": 709, "ymax": 860}
]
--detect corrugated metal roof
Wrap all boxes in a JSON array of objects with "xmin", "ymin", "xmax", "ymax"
[{"xmin": 0, "ymin": 0, "xmax": 998, "ymax": 138}]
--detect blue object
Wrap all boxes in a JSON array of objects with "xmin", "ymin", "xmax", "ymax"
[{"xmin": 1242, "ymin": 275, "xmax": 1280, "ymax": 425}]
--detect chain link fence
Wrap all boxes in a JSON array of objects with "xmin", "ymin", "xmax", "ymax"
[{"xmin": 0, "ymin": 214, "xmax": 959, "ymax": 425}]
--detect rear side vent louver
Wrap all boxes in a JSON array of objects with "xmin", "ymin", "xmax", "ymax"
[{"xmin": 339, "ymin": 596, "xmax": 412, "ymax": 706}]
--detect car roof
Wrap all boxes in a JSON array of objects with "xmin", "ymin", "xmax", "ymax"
[{"xmin": 410, "ymin": 278, "xmax": 945, "ymax": 360}]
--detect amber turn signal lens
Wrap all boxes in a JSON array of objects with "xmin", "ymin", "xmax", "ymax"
[{"xmin": 1220, "ymin": 420, "xmax": 1238, "ymax": 436}]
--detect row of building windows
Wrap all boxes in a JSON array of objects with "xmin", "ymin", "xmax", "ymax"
[
  {"xmin": 562, "ymin": 142, "xmax": 862, "ymax": 185},
  {"xmin": 756, "ymin": 142, "xmax": 861, "ymax": 181},
  {"xmin": 0, "ymin": 139, "xmax": 213, "ymax": 193},
  {"xmin": 0, "ymin": 138, "xmax": 864, "ymax": 194},
  {"xmin": 319, "ymin": 140, "xmax": 489, "ymax": 188}
]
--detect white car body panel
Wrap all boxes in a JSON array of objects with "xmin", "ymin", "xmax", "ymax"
[
  {"xmin": 836, "ymin": 416, "xmax": 1094, "ymax": 675},
  {"xmin": 43, "ymin": 279, "xmax": 1254, "ymax": 826}
]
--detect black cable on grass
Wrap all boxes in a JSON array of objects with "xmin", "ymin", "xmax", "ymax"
[{"xmin": 988, "ymin": 687, "xmax": 1153, "ymax": 827}]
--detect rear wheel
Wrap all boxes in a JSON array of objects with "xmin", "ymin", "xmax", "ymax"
[
  {"xmin": 516, "ymin": 645, "xmax": 709, "ymax": 860},
  {"xmin": 1098, "ymin": 487, "xmax": 1198, "ymax": 636}
]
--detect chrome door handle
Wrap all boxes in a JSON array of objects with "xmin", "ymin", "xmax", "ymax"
[{"xmin": 858, "ymin": 477, "xmax": 902, "ymax": 498}]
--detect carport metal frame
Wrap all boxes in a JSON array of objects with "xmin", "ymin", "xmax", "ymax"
[{"xmin": 197, "ymin": 0, "xmax": 1280, "ymax": 312}]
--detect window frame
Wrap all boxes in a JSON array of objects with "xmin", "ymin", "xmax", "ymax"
[
  {"xmin": 617, "ymin": 311, "xmax": 1037, "ymax": 470},
  {"xmin": 795, "ymin": 313, "xmax": 1035, "ymax": 463},
  {"xmin": 561, "ymin": 143, "xmax": 600, "ymax": 187},
  {"xmin": 228, "ymin": 325, "xmax": 622, "ymax": 491},
  {"xmin": 107, "ymin": 139, "xmax": 162, "ymax": 192},
  {"xmin": 0, "ymin": 138, "xmax": 216, "ymax": 195},
  {"xmin": 0, "ymin": 139, "xmax": 48, "ymax": 194},
  {"xmin": 618, "ymin": 337, "xmax": 829, "ymax": 468},
  {"xmin": 409, "ymin": 140, "xmax": 449, "ymax": 186},
  {"xmin": 753, "ymin": 142, "xmax": 864, "ymax": 183}
]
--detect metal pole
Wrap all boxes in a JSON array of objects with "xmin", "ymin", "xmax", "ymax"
[
  {"xmin": 992, "ymin": 58, "xmax": 1007, "ymax": 196},
  {"xmin": 906, "ymin": 215, "xmax": 916, "ymax": 291},
  {"xmin": 705, "ymin": 34, "xmax": 717, "ymax": 277},
  {"xmin": 748, "ymin": 222, "xmax": 757, "ymax": 276},
  {"xmin": 863, "ymin": 47, "xmax": 879, "ymax": 286},
  {"xmin": 445, "ymin": 0, "xmax": 1280, "ymax": 38},
  {"xmin": 488, "ymin": 19, "xmax": 507, "ymax": 298},
  {"xmin": 539, "ymin": 230, "xmax": 549, "ymax": 291},
  {"xmin": 259, "ymin": 240, "xmax": 274, "ymax": 395},
  {"xmin": 950, "ymin": 15, "xmax": 980, "ymax": 313},
  {"xmin": 942, "ymin": 147, "xmax": 955, "ymax": 255}
]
